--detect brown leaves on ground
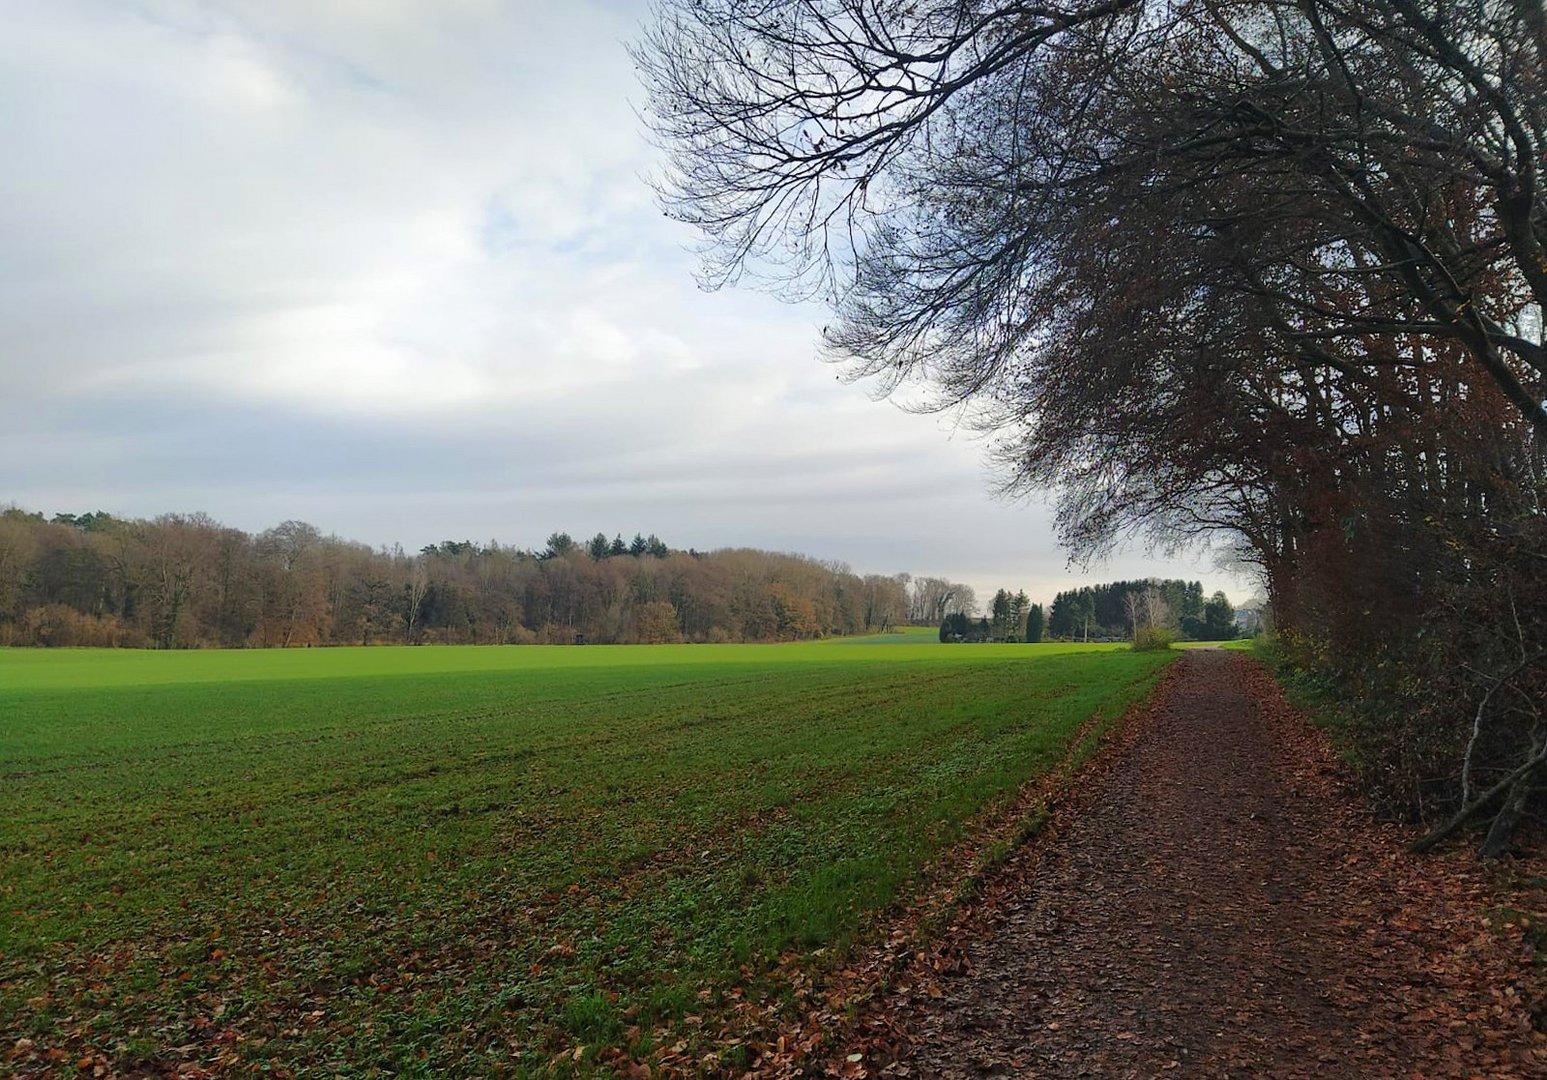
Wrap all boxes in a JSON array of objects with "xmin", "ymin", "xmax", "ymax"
[
  {"xmin": 752, "ymin": 652, "xmax": 1546, "ymax": 1079},
  {"xmin": 10, "ymin": 653, "xmax": 1544, "ymax": 1078}
]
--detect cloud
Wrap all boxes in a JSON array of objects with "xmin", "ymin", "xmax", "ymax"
[{"xmin": 0, "ymin": 1, "xmax": 1251, "ymax": 606}]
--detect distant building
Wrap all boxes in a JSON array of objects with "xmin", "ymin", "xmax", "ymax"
[{"xmin": 1235, "ymin": 608, "xmax": 1264, "ymax": 635}]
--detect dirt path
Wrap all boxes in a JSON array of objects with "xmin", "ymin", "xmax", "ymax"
[{"xmin": 842, "ymin": 651, "xmax": 1545, "ymax": 1078}]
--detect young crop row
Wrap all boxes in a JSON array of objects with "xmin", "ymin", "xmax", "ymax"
[{"xmin": 1, "ymin": 643, "xmax": 1170, "ymax": 1076}]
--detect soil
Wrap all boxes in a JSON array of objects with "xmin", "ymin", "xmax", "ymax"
[{"xmin": 800, "ymin": 650, "xmax": 1547, "ymax": 1079}]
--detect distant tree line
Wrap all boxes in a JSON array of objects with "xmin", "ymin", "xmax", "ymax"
[
  {"xmin": 937, "ymin": 580, "xmax": 1237, "ymax": 645},
  {"xmin": 1048, "ymin": 580, "xmax": 1237, "ymax": 643},
  {"xmin": 0, "ymin": 508, "xmax": 917, "ymax": 648},
  {"xmin": 939, "ymin": 589, "xmax": 1046, "ymax": 644}
]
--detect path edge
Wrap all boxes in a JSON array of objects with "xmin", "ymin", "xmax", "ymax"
[{"xmin": 745, "ymin": 652, "xmax": 1192, "ymax": 1079}]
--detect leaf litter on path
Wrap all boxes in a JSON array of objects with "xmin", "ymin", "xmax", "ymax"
[{"xmin": 762, "ymin": 652, "xmax": 1546, "ymax": 1079}]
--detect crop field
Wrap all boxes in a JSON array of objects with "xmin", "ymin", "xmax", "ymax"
[{"xmin": 1, "ymin": 639, "xmax": 1173, "ymax": 1077}]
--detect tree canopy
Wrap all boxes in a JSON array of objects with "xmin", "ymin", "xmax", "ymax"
[
  {"xmin": 0, "ymin": 508, "xmax": 914, "ymax": 649},
  {"xmin": 640, "ymin": 0, "xmax": 1547, "ymax": 852}
]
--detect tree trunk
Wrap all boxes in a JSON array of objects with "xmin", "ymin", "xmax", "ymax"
[{"xmin": 1477, "ymin": 773, "xmax": 1533, "ymax": 858}]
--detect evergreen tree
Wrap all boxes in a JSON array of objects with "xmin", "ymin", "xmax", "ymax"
[
  {"xmin": 990, "ymin": 588, "xmax": 1011, "ymax": 641},
  {"xmin": 541, "ymin": 532, "xmax": 575, "ymax": 560},
  {"xmin": 1199, "ymin": 591, "xmax": 1238, "ymax": 641},
  {"xmin": 939, "ymin": 611, "xmax": 970, "ymax": 642},
  {"xmin": 1025, "ymin": 603, "xmax": 1045, "ymax": 643},
  {"xmin": 1064, "ymin": 593, "xmax": 1096, "ymax": 641},
  {"xmin": 1010, "ymin": 590, "xmax": 1029, "ymax": 641}
]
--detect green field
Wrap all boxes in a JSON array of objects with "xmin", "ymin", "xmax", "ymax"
[{"xmin": 2, "ymin": 639, "xmax": 1171, "ymax": 1076}]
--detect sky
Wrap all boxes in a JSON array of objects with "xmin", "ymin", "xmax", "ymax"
[{"xmin": 1, "ymin": 0, "xmax": 1252, "ymax": 608}]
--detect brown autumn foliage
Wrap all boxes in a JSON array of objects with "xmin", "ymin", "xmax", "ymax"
[{"xmin": 0, "ymin": 508, "xmax": 921, "ymax": 648}]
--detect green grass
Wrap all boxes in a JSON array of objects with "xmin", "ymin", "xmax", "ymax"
[
  {"xmin": 817, "ymin": 625, "xmax": 942, "ymax": 646},
  {"xmin": 1, "ymin": 640, "xmax": 1170, "ymax": 1076},
  {"xmin": 0, "ymin": 637, "xmax": 1125, "ymax": 691}
]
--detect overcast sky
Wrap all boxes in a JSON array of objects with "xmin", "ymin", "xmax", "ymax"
[{"xmin": 2, "ymin": 0, "xmax": 1251, "ymax": 607}]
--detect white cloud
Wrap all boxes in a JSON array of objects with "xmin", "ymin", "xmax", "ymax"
[{"xmin": 0, "ymin": 0, "xmax": 1252, "ymax": 605}]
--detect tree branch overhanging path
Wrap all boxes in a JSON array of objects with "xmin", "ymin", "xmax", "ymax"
[
  {"xmin": 630, "ymin": 2, "xmax": 1547, "ymax": 1069},
  {"xmin": 638, "ymin": 0, "xmax": 1547, "ymax": 856}
]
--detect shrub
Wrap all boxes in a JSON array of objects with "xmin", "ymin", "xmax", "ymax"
[
  {"xmin": 534, "ymin": 622, "xmax": 573, "ymax": 645},
  {"xmin": 21, "ymin": 604, "xmax": 138, "ymax": 647},
  {"xmin": 633, "ymin": 600, "xmax": 682, "ymax": 644},
  {"xmin": 503, "ymin": 624, "xmax": 538, "ymax": 645},
  {"xmin": 1131, "ymin": 626, "xmax": 1175, "ymax": 652}
]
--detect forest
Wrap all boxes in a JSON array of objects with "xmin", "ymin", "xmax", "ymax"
[{"xmin": 0, "ymin": 507, "xmax": 983, "ymax": 648}]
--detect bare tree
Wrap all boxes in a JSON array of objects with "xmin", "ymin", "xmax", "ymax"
[
  {"xmin": 641, "ymin": 1, "xmax": 1547, "ymax": 430},
  {"xmin": 639, "ymin": 0, "xmax": 1547, "ymax": 852}
]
